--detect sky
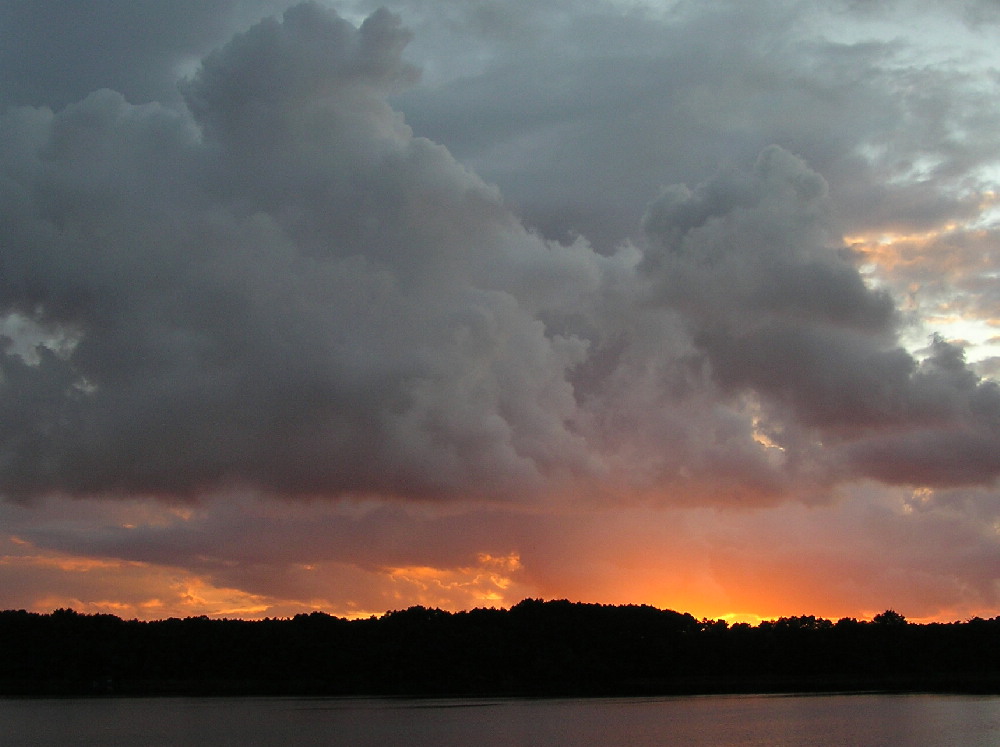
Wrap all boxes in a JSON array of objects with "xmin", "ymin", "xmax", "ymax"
[{"xmin": 2, "ymin": 0, "xmax": 1000, "ymax": 623}]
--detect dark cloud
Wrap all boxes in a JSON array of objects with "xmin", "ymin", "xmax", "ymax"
[
  {"xmin": 643, "ymin": 148, "xmax": 1000, "ymax": 487},
  {"xmin": 383, "ymin": 1, "xmax": 875, "ymax": 247},
  {"xmin": 2, "ymin": 2, "xmax": 999, "ymax": 510},
  {"xmin": 383, "ymin": 0, "xmax": 1000, "ymax": 256},
  {"xmin": 0, "ymin": 3, "xmax": 608, "ymax": 503},
  {"xmin": 0, "ymin": 0, "xmax": 291, "ymax": 108},
  {"xmin": 2, "ymin": 0, "xmax": 1000, "ymax": 621}
]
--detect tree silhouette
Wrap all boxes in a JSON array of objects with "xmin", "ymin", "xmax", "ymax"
[
  {"xmin": 872, "ymin": 609, "xmax": 907, "ymax": 626},
  {"xmin": 1, "ymin": 602, "xmax": 998, "ymax": 697}
]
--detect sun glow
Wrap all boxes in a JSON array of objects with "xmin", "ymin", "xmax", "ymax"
[
  {"xmin": 845, "ymin": 209, "xmax": 1000, "ymax": 367},
  {"xmin": 384, "ymin": 552, "xmax": 525, "ymax": 608}
]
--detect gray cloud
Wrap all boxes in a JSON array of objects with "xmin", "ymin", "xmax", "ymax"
[
  {"xmin": 0, "ymin": 0, "xmax": 292, "ymax": 109},
  {"xmin": 642, "ymin": 148, "xmax": 1000, "ymax": 487},
  {"xmin": 0, "ymin": 3, "xmax": 621, "ymax": 504},
  {"xmin": 3, "ymin": 2, "xmax": 1000, "ymax": 513},
  {"xmin": 382, "ymin": 0, "xmax": 1000, "ymax": 256}
]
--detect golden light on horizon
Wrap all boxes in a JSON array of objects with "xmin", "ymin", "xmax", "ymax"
[
  {"xmin": 2, "ymin": 501, "xmax": 995, "ymax": 624},
  {"xmin": 384, "ymin": 551, "xmax": 526, "ymax": 609}
]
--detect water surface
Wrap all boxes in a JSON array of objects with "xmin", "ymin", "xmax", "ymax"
[{"xmin": 3, "ymin": 692, "xmax": 999, "ymax": 746}]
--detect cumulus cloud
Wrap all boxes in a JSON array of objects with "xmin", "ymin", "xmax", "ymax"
[
  {"xmin": 2, "ymin": 1, "xmax": 1000, "ymax": 510},
  {"xmin": 385, "ymin": 0, "xmax": 1000, "ymax": 257},
  {"xmin": 642, "ymin": 147, "xmax": 1000, "ymax": 487},
  {"xmin": 0, "ymin": 3, "xmax": 629, "ymax": 505}
]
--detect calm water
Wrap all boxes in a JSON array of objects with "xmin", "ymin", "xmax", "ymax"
[{"xmin": 2, "ymin": 693, "xmax": 999, "ymax": 746}]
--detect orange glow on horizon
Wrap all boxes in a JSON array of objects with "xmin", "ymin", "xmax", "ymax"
[
  {"xmin": 11, "ymin": 580, "xmax": 993, "ymax": 625},
  {"xmin": 383, "ymin": 551, "xmax": 526, "ymax": 609},
  {"xmin": 3, "ymin": 531, "xmax": 996, "ymax": 624},
  {"xmin": 0, "ymin": 549, "xmax": 149, "ymax": 574}
]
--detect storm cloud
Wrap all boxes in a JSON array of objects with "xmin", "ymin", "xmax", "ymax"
[
  {"xmin": 2, "ymin": 0, "xmax": 1000, "ymax": 621},
  {"xmin": 1, "ymin": 4, "xmax": 605, "ymax": 502}
]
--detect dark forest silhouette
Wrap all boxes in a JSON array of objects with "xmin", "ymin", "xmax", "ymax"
[{"xmin": 2, "ymin": 600, "xmax": 999, "ymax": 697}]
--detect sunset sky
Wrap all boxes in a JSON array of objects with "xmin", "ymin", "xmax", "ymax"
[{"xmin": 2, "ymin": 0, "xmax": 1000, "ymax": 623}]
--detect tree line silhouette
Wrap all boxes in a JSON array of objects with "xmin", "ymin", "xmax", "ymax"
[{"xmin": 2, "ymin": 600, "xmax": 998, "ymax": 696}]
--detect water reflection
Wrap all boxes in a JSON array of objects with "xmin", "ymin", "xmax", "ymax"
[{"xmin": 2, "ymin": 693, "xmax": 999, "ymax": 746}]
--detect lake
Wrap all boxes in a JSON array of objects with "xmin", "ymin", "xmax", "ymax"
[{"xmin": 2, "ymin": 693, "xmax": 999, "ymax": 745}]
